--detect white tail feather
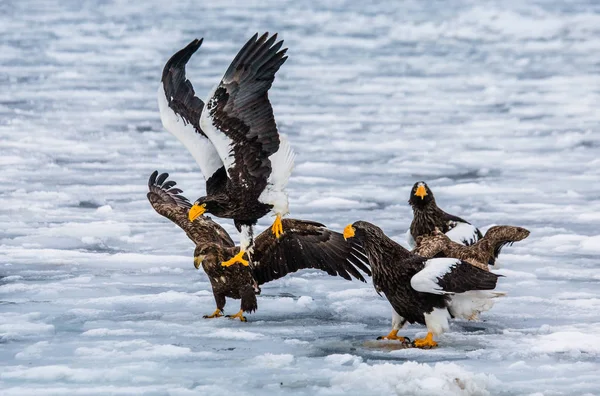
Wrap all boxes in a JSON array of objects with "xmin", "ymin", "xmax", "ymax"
[{"xmin": 448, "ymin": 290, "xmax": 505, "ymax": 321}]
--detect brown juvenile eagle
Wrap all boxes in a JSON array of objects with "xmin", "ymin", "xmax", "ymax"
[
  {"xmin": 414, "ymin": 226, "xmax": 530, "ymax": 271},
  {"xmin": 344, "ymin": 221, "xmax": 503, "ymax": 348},
  {"xmin": 159, "ymin": 33, "xmax": 294, "ymax": 268},
  {"xmin": 148, "ymin": 171, "xmax": 370, "ymax": 321}
]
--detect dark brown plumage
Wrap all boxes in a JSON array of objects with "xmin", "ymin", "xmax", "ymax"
[
  {"xmin": 344, "ymin": 221, "xmax": 502, "ymax": 348},
  {"xmin": 147, "ymin": 171, "xmax": 233, "ymax": 248},
  {"xmin": 148, "ymin": 172, "xmax": 371, "ymax": 321},
  {"xmin": 414, "ymin": 226, "xmax": 530, "ymax": 271},
  {"xmin": 408, "ymin": 181, "xmax": 483, "ymax": 247}
]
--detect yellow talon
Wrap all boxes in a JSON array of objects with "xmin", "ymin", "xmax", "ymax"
[
  {"xmin": 271, "ymin": 214, "xmax": 284, "ymax": 238},
  {"xmin": 203, "ymin": 309, "xmax": 223, "ymax": 319},
  {"xmin": 413, "ymin": 332, "xmax": 438, "ymax": 349},
  {"xmin": 221, "ymin": 250, "xmax": 249, "ymax": 267},
  {"xmin": 226, "ymin": 310, "xmax": 247, "ymax": 322},
  {"xmin": 377, "ymin": 329, "xmax": 407, "ymax": 342}
]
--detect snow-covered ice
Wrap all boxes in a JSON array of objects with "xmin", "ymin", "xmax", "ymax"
[{"xmin": 1, "ymin": 0, "xmax": 600, "ymax": 395}]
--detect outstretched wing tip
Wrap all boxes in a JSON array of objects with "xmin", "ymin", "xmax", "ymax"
[
  {"xmin": 251, "ymin": 220, "xmax": 372, "ymax": 285},
  {"xmin": 147, "ymin": 171, "xmax": 192, "ymax": 209}
]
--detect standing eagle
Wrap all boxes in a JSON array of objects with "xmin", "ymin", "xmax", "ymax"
[
  {"xmin": 414, "ymin": 226, "xmax": 530, "ymax": 271},
  {"xmin": 407, "ymin": 181, "xmax": 483, "ymax": 249},
  {"xmin": 148, "ymin": 172, "xmax": 371, "ymax": 321},
  {"xmin": 158, "ymin": 33, "xmax": 294, "ymax": 268},
  {"xmin": 343, "ymin": 221, "xmax": 503, "ymax": 348}
]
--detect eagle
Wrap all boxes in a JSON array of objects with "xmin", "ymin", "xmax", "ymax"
[
  {"xmin": 148, "ymin": 171, "xmax": 371, "ymax": 322},
  {"xmin": 414, "ymin": 226, "xmax": 530, "ymax": 271},
  {"xmin": 407, "ymin": 181, "xmax": 483, "ymax": 249},
  {"xmin": 343, "ymin": 221, "xmax": 503, "ymax": 348},
  {"xmin": 158, "ymin": 33, "xmax": 294, "ymax": 268}
]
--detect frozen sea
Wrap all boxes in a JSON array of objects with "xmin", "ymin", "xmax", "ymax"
[{"xmin": 1, "ymin": 0, "xmax": 600, "ymax": 395}]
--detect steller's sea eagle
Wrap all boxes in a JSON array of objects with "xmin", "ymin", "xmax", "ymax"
[{"xmin": 158, "ymin": 33, "xmax": 294, "ymax": 268}]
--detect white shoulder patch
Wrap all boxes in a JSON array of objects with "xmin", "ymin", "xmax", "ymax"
[
  {"xmin": 445, "ymin": 222, "xmax": 480, "ymax": 246},
  {"xmin": 410, "ymin": 258, "xmax": 461, "ymax": 295},
  {"xmin": 158, "ymin": 84, "xmax": 223, "ymax": 179}
]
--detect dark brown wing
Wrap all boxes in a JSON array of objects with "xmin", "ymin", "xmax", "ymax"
[
  {"xmin": 147, "ymin": 171, "xmax": 234, "ymax": 247},
  {"xmin": 412, "ymin": 232, "xmax": 448, "ymax": 258},
  {"xmin": 250, "ymin": 219, "xmax": 371, "ymax": 285},
  {"xmin": 201, "ymin": 32, "xmax": 288, "ymax": 194},
  {"xmin": 479, "ymin": 225, "xmax": 530, "ymax": 265}
]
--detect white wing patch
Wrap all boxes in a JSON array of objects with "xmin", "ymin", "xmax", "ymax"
[
  {"xmin": 199, "ymin": 85, "xmax": 238, "ymax": 178},
  {"xmin": 445, "ymin": 222, "xmax": 480, "ymax": 246},
  {"xmin": 258, "ymin": 134, "xmax": 295, "ymax": 215},
  {"xmin": 405, "ymin": 229, "xmax": 416, "ymax": 249},
  {"xmin": 410, "ymin": 258, "xmax": 461, "ymax": 295},
  {"xmin": 157, "ymin": 84, "xmax": 223, "ymax": 179}
]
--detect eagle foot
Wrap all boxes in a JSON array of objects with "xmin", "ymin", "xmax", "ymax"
[
  {"xmin": 226, "ymin": 310, "xmax": 247, "ymax": 322},
  {"xmin": 412, "ymin": 332, "xmax": 438, "ymax": 349},
  {"xmin": 203, "ymin": 309, "xmax": 224, "ymax": 319},
  {"xmin": 271, "ymin": 214, "xmax": 284, "ymax": 238},
  {"xmin": 221, "ymin": 251, "xmax": 249, "ymax": 267},
  {"xmin": 377, "ymin": 329, "xmax": 409, "ymax": 343}
]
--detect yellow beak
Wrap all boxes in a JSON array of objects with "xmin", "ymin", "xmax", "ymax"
[
  {"xmin": 343, "ymin": 224, "xmax": 355, "ymax": 240},
  {"xmin": 415, "ymin": 185, "xmax": 427, "ymax": 199},
  {"xmin": 188, "ymin": 203, "xmax": 206, "ymax": 221},
  {"xmin": 193, "ymin": 255, "xmax": 205, "ymax": 269}
]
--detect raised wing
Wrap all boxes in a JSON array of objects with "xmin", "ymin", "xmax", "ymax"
[
  {"xmin": 410, "ymin": 257, "xmax": 500, "ymax": 295},
  {"xmin": 200, "ymin": 32, "xmax": 289, "ymax": 196},
  {"xmin": 250, "ymin": 219, "xmax": 371, "ymax": 285},
  {"xmin": 147, "ymin": 171, "xmax": 234, "ymax": 247},
  {"xmin": 479, "ymin": 225, "xmax": 530, "ymax": 265},
  {"xmin": 158, "ymin": 39, "xmax": 226, "ymax": 195}
]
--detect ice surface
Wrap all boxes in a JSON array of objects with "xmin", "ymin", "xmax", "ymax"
[{"xmin": 1, "ymin": 0, "xmax": 599, "ymax": 395}]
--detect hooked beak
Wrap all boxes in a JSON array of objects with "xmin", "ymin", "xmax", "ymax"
[
  {"xmin": 193, "ymin": 255, "xmax": 205, "ymax": 269},
  {"xmin": 415, "ymin": 185, "xmax": 427, "ymax": 199},
  {"xmin": 343, "ymin": 224, "xmax": 355, "ymax": 240},
  {"xmin": 188, "ymin": 203, "xmax": 206, "ymax": 221}
]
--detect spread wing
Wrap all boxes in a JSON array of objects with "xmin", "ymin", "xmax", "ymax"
[
  {"xmin": 410, "ymin": 257, "xmax": 500, "ymax": 295},
  {"xmin": 479, "ymin": 225, "xmax": 530, "ymax": 265},
  {"xmin": 147, "ymin": 171, "xmax": 234, "ymax": 247},
  {"xmin": 158, "ymin": 39, "xmax": 226, "ymax": 195},
  {"xmin": 250, "ymin": 219, "xmax": 371, "ymax": 285},
  {"xmin": 200, "ymin": 32, "xmax": 289, "ymax": 196},
  {"xmin": 442, "ymin": 212, "xmax": 483, "ymax": 246}
]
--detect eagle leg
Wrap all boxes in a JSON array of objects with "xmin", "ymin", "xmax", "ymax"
[
  {"xmin": 225, "ymin": 310, "xmax": 247, "ymax": 322},
  {"xmin": 377, "ymin": 329, "xmax": 409, "ymax": 342},
  {"xmin": 203, "ymin": 308, "xmax": 224, "ymax": 319},
  {"xmin": 221, "ymin": 250, "xmax": 249, "ymax": 267},
  {"xmin": 271, "ymin": 214, "xmax": 284, "ymax": 238},
  {"xmin": 413, "ymin": 332, "xmax": 438, "ymax": 349}
]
